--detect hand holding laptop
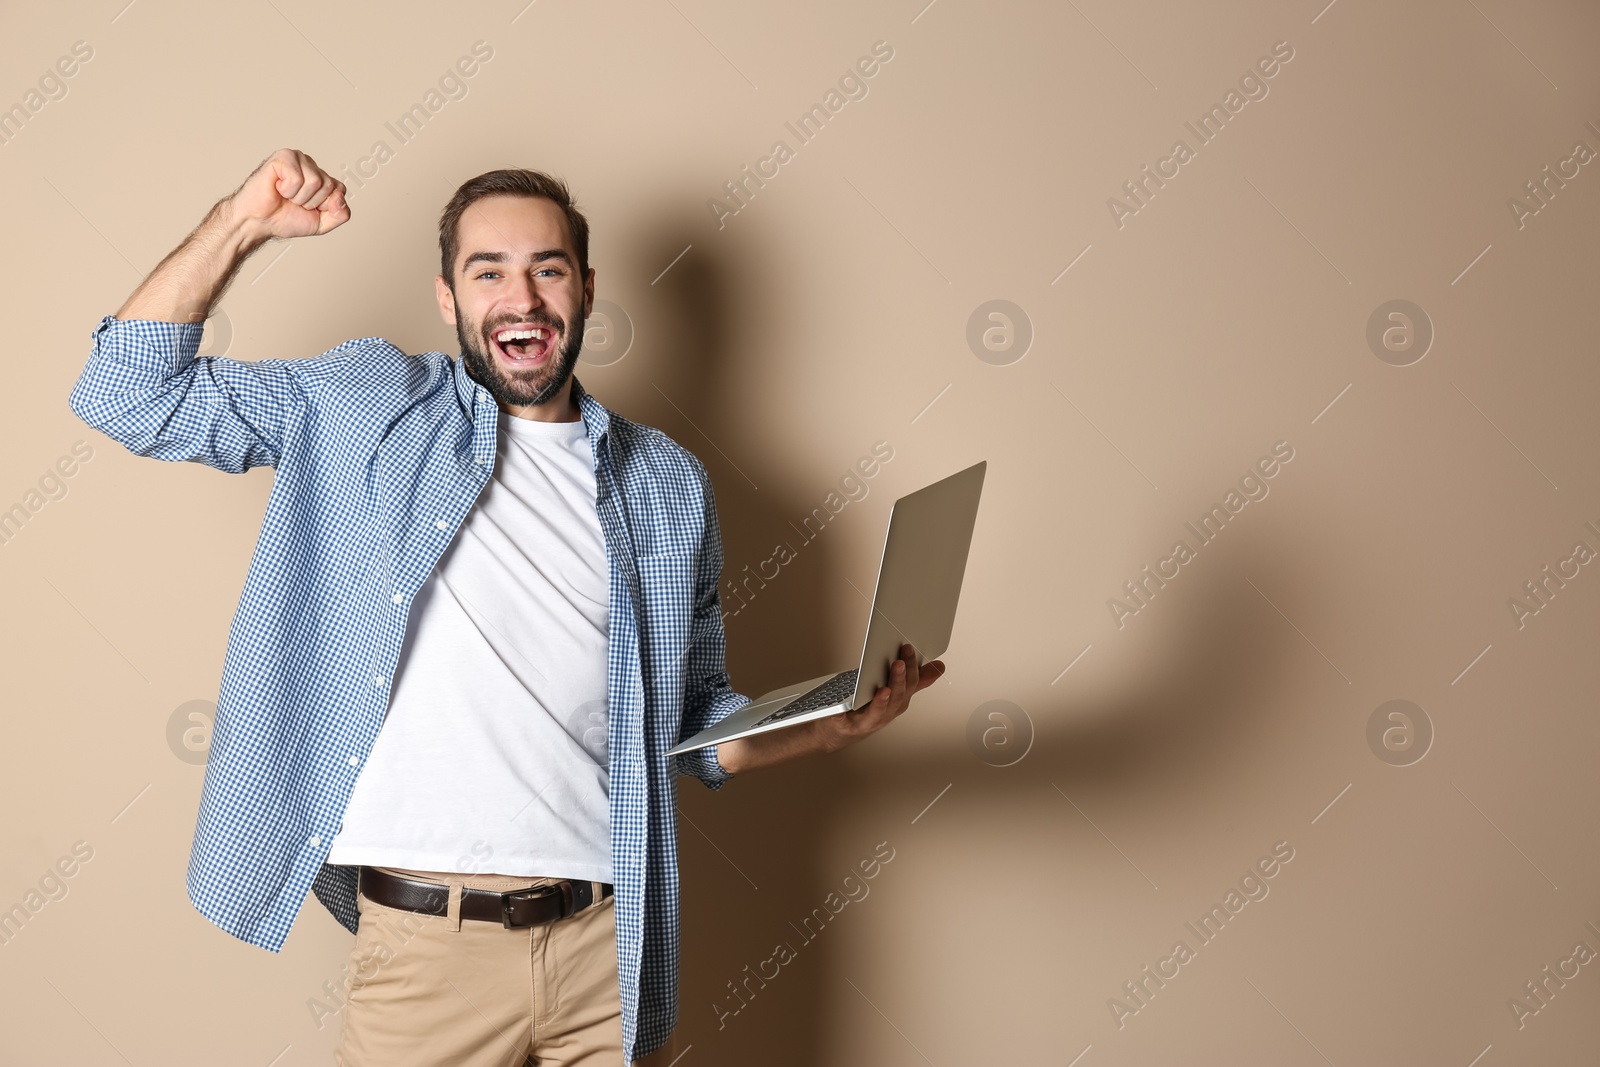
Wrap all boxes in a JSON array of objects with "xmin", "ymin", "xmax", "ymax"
[
  {"xmin": 667, "ymin": 460, "xmax": 986, "ymax": 765},
  {"xmin": 714, "ymin": 641, "xmax": 947, "ymax": 774},
  {"xmin": 814, "ymin": 640, "xmax": 946, "ymax": 752}
]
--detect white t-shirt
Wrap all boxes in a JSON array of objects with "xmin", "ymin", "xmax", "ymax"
[{"xmin": 326, "ymin": 408, "xmax": 612, "ymax": 883}]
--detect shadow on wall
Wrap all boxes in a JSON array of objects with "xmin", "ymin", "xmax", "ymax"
[
  {"xmin": 619, "ymin": 221, "xmax": 1308, "ymax": 1063},
  {"xmin": 618, "ymin": 217, "xmax": 843, "ymax": 688},
  {"xmin": 618, "ymin": 221, "xmax": 837, "ymax": 1067}
]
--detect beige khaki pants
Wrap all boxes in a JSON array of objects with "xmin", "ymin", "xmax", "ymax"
[{"xmin": 333, "ymin": 866, "xmax": 662, "ymax": 1067}]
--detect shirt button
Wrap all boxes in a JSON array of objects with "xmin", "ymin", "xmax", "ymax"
[
  {"xmin": 309, "ymin": 835, "xmax": 321, "ymax": 846},
  {"xmin": 347, "ymin": 755, "xmax": 360, "ymax": 767},
  {"xmin": 391, "ymin": 592, "xmax": 404, "ymax": 604},
  {"xmin": 435, "ymin": 519, "xmax": 449, "ymax": 531},
  {"xmin": 374, "ymin": 674, "xmax": 387, "ymax": 687},
  {"xmin": 475, "ymin": 456, "xmax": 485, "ymax": 466}
]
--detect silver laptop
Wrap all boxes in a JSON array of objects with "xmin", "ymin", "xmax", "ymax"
[{"xmin": 666, "ymin": 459, "xmax": 987, "ymax": 758}]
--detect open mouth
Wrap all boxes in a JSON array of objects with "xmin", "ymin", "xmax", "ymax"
[{"xmin": 489, "ymin": 323, "xmax": 555, "ymax": 365}]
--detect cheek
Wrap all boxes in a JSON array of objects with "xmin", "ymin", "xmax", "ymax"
[{"xmin": 549, "ymin": 280, "xmax": 584, "ymax": 316}]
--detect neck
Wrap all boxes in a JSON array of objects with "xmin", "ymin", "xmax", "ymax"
[{"xmin": 499, "ymin": 387, "xmax": 580, "ymax": 422}]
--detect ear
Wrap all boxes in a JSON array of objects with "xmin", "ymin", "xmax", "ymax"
[
  {"xmin": 435, "ymin": 274, "xmax": 457, "ymax": 326},
  {"xmin": 582, "ymin": 266, "xmax": 596, "ymax": 318}
]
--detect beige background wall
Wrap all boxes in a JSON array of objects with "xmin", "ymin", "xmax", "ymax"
[{"xmin": 3, "ymin": 0, "xmax": 1598, "ymax": 1063}]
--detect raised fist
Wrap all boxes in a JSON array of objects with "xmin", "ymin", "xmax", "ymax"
[{"xmin": 227, "ymin": 148, "xmax": 350, "ymax": 240}]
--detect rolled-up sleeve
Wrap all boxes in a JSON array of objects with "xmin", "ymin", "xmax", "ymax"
[
  {"xmin": 673, "ymin": 455, "xmax": 751, "ymax": 790},
  {"xmin": 68, "ymin": 314, "xmax": 313, "ymax": 474}
]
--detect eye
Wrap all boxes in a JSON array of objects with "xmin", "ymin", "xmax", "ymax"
[{"xmin": 475, "ymin": 270, "xmax": 500, "ymax": 280}]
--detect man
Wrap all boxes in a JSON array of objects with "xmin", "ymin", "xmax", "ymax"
[{"xmin": 68, "ymin": 148, "xmax": 944, "ymax": 1066}]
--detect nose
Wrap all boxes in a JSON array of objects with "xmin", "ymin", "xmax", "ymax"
[{"xmin": 502, "ymin": 270, "xmax": 543, "ymax": 317}]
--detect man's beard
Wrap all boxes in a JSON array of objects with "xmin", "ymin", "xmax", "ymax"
[{"xmin": 456, "ymin": 304, "xmax": 586, "ymax": 410}]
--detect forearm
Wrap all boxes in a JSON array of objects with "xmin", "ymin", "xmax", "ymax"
[
  {"xmin": 716, "ymin": 718, "xmax": 835, "ymax": 776},
  {"xmin": 117, "ymin": 197, "xmax": 269, "ymax": 324}
]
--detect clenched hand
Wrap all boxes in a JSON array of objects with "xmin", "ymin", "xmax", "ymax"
[{"xmin": 226, "ymin": 147, "xmax": 350, "ymax": 241}]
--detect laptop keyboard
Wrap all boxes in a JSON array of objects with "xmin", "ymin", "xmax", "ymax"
[{"xmin": 753, "ymin": 669, "xmax": 861, "ymax": 727}]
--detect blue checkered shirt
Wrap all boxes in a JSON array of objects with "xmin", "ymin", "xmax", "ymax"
[{"xmin": 68, "ymin": 314, "xmax": 751, "ymax": 1064}]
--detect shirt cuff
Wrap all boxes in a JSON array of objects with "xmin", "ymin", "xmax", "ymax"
[
  {"xmin": 92, "ymin": 314, "xmax": 206, "ymax": 375},
  {"xmin": 675, "ymin": 740, "xmax": 734, "ymax": 791}
]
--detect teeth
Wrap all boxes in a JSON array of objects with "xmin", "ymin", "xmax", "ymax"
[{"xmin": 495, "ymin": 327, "xmax": 549, "ymax": 342}]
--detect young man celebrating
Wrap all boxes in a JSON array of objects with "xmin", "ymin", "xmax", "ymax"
[{"xmin": 68, "ymin": 148, "xmax": 943, "ymax": 1066}]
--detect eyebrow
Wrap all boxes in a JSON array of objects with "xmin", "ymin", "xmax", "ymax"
[{"xmin": 461, "ymin": 248, "xmax": 573, "ymax": 272}]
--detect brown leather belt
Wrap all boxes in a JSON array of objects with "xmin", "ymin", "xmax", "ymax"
[{"xmin": 359, "ymin": 866, "xmax": 613, "ymax": 929}]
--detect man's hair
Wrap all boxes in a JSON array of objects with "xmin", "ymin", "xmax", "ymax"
[{"xmin": 438, "ymin": 168, "xmax": 590, "ymax": 288}]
